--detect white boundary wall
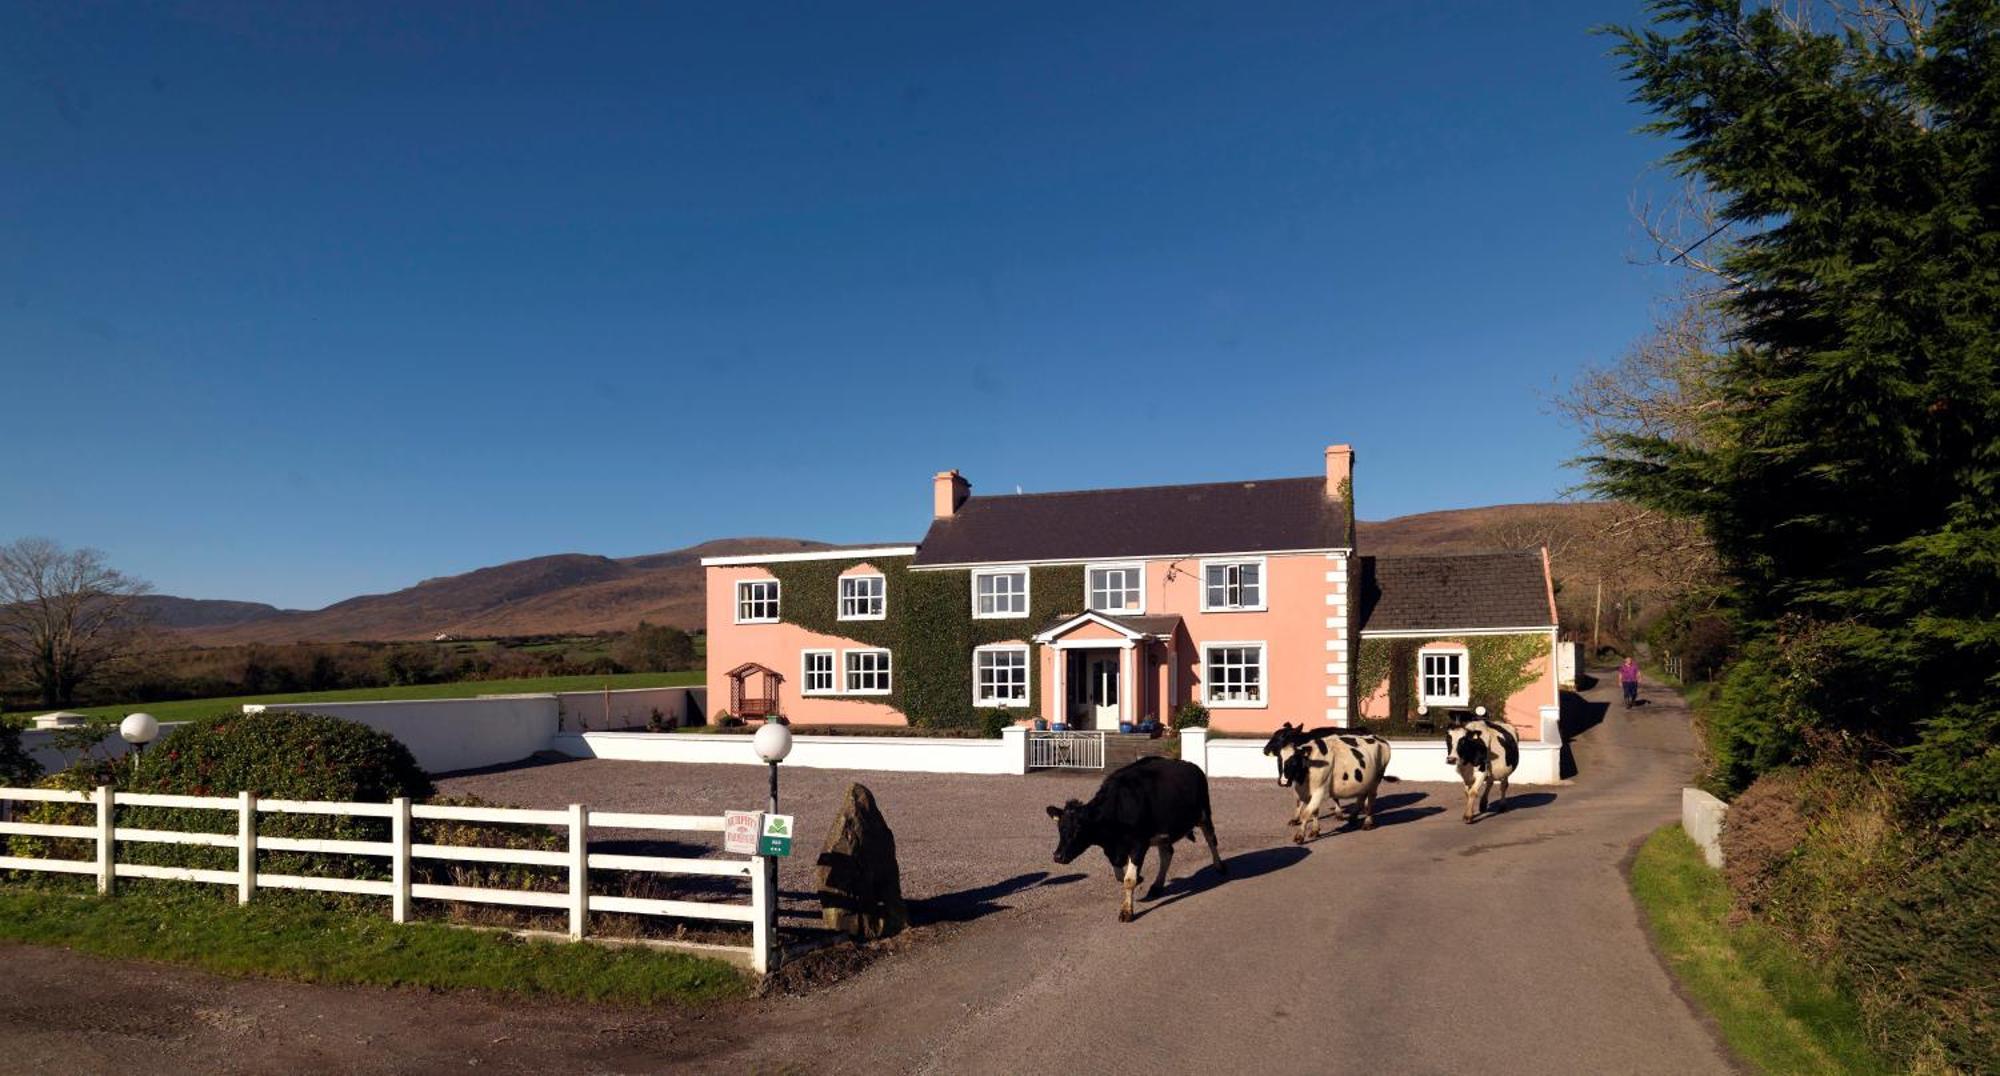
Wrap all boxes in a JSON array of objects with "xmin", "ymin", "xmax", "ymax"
[
  {"xmin": 552, "ymin": 725, "xmax": 1030, "ymax": 776},
  {"xmin": 1682, "ymin": 787, "xmax": 1728, "ymax": 868},
  {"xmin": 244, "ymin": 697, "xmax": 558, "ymax": 774},
  {"xmin": 543, "ymin": 687, "xmax": 705, "ymax": 732},
  {"xmin": 1180, "ymin": 727, "xmax": 1563, "ymax": 784}
]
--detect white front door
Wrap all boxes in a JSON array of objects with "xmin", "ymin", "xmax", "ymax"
[{"xmin": 1087, "ymin": 653, "xmax": 1120, "ymax": 730}]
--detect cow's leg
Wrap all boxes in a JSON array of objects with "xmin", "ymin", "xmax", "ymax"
[
  {"xmin": 1496, "ymin": 775, "xmax": 1510, "ymax": 811},
  {"xmin": 1299, "ymin": 782, "xmax": 1329, "ymax": 842},
  {"xmin": 1145, "ymin": 838, "xmax": 1173, "ymax": 899},
  {"xmin": 1359, "ymin": 790, "xmax": 1377, "ymax": 830},
  {"xmin": 1478, "ymin": 774, "xmax": 1493, "ymax": 813},
  {"xmin": 1120, "ymin": 847, "xmax": 1146, "ymax": 922},
  {"xmin": 1200, "ymin": 818, "xmax": 1225, "ymax": 874},
  {"xmin": 1465, "ymin": 773, "xmax": 1487, "ymax": 823}
]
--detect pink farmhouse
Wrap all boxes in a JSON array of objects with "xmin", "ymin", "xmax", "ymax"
[{"xmin": 703, "ymin": 445, "xmax": 1562, "ymax": 742}]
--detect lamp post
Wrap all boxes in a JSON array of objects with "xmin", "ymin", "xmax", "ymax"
[
  {"xmin": 751, "ymin": 720, "xmax": 792, "ymax": 970},
  {"xmin": 120, "ymin": 712, "xmax": 159, "ymax": 777}
]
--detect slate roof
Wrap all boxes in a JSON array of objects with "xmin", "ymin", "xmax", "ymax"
[
  {"xmin": 1355, "ymin": 551, "xmax": 1555, "ymax": 633},
  {"xmin": 912, "ymin": 476, "xmax": 1349, "ymax": 567}
]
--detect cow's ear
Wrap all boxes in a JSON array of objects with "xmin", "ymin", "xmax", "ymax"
[{"xmin": 1046, "ymin": 804, "xmax": 1063, "ymax": 819}]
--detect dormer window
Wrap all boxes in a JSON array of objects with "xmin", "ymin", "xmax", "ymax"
[{"xmin": 839, "ymin": 574, "xmax": 886, "ymax": 620}]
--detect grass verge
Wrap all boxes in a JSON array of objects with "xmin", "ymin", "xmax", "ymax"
[
  {"xmin": 25, "ymin": 671, "xmax": 704, "ymax": 724},
  {"xmin": 0, "ymin": 884, "xmax": 747, "ymax": 1005},
  {"xmin": 1630, "ymin": 825, "xmax": 1890, "ymax": 1075}
]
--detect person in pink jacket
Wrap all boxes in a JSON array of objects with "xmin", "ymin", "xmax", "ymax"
[{"xmin": 1618, "ymin": 656, "xmax": 1641, "ymax": 709}]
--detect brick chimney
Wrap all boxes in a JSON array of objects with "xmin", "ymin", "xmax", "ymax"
[
  {"xmin": 933, "ymin": 470, "xmax": 971, "ymax": 519},
  {"xmin": 1325, "ymin": 444, "xmax": 1354, "ymax": 500}
]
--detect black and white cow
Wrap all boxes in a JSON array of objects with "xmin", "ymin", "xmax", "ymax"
[
  {"xmin": 1046, "ymin": 756, "xmax": 1226, "ymax": 923},
  {"xmin": 1261, "ymin": 724, "xmax": 1394, "ymax": 842},
  {"xmin": 1443, "ymin": 710, "xmax": 1519, "ymax": 823}
]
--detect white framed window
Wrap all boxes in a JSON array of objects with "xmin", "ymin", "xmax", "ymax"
[
  {"xmin": 972, "ymin": 567, "xmax": 1030, "ymax": 619},
  {"xmin": 838, "ymin": 574, "xmax": 886, "ymax": 620},
  {"xmin": 1200, "ymin": 558, "xmax": 1266, "ymax": 611},
  {"xmin": 801, "ymin": 650, "xmax": 835, "ymax": 695},
  {"xmin": 1203, "ymin": 643, "xmax": 1267, "ymax": 708},
  {"xmin": 735, "ymin": 579, "xmax": 780, "ymax": 624},
  {"xmin": 973, "ymin": 645, "xmax": 1030, "ymax": 707},
  {"xmin": 1086, "ymin": 563, "xmax": 1145, "ymax": 613},
  {"xmin": 1420, "ymin": 648, "xmax": 1469, "ymax": 707},
  {"xmin": 843, "ymin": 649, "xmax": 892, "ymax": 695}
]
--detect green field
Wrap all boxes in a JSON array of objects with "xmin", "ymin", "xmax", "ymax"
[{"xmin": 11, "ymin": 671, "xmax": 704, "ymax": 725}]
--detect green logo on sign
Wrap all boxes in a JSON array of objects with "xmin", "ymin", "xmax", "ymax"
[{"xmin": 758, "ymin": 814, "xmax": 795, "ymax": 857}]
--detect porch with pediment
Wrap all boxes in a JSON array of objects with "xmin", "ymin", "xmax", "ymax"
[{"xmin": 1031, "ymin": 611, "xmax": 1182, "ymax": 731}]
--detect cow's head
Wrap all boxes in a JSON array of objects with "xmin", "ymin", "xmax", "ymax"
[
  {"xmin": 1045, "ymin": 800, "xmax": 1095, "ymax": 864},
  {"xmin": 1262, "ymin": 723, "xmax": 1302, "ymax": 786},
  {"xmin": 1447, "ymin": 727, "xmax": 1489, "ymax": 769}
]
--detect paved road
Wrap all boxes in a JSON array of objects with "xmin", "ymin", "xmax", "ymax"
[
  {"xmin": 0, "ymin": 676, "xmax": 1732, "ymax": 1074},
  {"xmin": 709, "ymin": 675, "xmax": 1734, "ymax": 1076}
]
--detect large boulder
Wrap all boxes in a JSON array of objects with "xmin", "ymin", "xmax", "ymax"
[{"xmin": 815, "ymin": 783, "xmax": 909, "ymax": 939}]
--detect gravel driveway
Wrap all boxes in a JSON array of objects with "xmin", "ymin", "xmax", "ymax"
[{"xmin": 433, "ymin": 751, "xmax": 1376, "ymax": 934}]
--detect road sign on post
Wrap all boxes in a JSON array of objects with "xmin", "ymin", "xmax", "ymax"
[
  {"xmin": 724, "ymin": 810, "xmax": 761, "ymax": 856},
  {"xmin": 757, "ymin": 813, "xmax": 794, "ymax": 857}
]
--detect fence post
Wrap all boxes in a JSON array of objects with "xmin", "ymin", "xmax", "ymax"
[
  {"xmin": 237, "ymin": 790, "xmax": 257, "ymax": 904},
  {"xmin": 94, "ymin": 785, "xmax": 114, "ymax": 896},
  {"xmin": 567, "ymin": 803, "xmax": 587, "ymax": 940},
  {"xmin": 750, "ymin": 852, "xmax": 770, "ymax": 975},
  {"xmin": 391, "ymin": 797, "xmax": 411, "ymax": 924}
]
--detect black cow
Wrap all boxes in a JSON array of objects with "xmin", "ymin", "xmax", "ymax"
[{"xmin": 1046, "ymin": 756, "xmax": 1226, "ymax": 922}]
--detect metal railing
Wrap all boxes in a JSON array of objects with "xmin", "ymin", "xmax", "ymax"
[
  {"xmin": 0, "ymin": 786, "xmax": 773, "ymax": 973},
  {"xmin": 1027, "ymin": 730, "xmax": 1105, "ymax": 770}
]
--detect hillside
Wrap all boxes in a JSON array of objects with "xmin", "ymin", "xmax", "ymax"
[
  {"xmin": 171, "ymin": 538, "xmax": 835, "ymax": 644},
  {"xmin": 159, "ymin": 504, "xmax": 1608, "ymax": 644}
]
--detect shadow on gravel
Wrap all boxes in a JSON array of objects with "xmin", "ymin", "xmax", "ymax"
[
  {"xmin": 1559, "ymin": 691, "xmax": 1610, "ymax": 779},
  {"xmin": 1134, "ymin": 845, "xmax": 1310, "ymax": 919},
  {"xmin": 1464, "ymin": 791, "xmax": 1559, "ymax": 824},
  {"xmin": 432, "ymin": 750, "xmax": 588, "ymax": 780},
  {"xmin": 912, "ymin": 870, "xmax": 1087, "ymax": 925}
]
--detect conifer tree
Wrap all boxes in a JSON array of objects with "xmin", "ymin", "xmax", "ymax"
[{"xmin": 1597, "ymin": 0, "xmax": 1999, "ymax": 828}]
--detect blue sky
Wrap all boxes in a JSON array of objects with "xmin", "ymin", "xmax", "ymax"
[{"xmin": 2, "ymin": 2, "xmax": 1676, "ymax": 609}]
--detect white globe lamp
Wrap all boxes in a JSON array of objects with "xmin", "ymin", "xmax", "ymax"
[
  {"xmin": 121, "ymin": 712, "xmax": 160, "ymax": 776},
  {"xmin": 120, "ymin": 712, "xmax": 159, "ymax": 746},
  {"xmin": 753, "ymin": 721, "xmax": 793, "ymax": 765}
]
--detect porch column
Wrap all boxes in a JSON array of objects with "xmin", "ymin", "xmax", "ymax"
[
  {"xmin": 1051, "ymin": 646, "xmax": 1065, "ymax": 726},
  {"xmin": 1119, "ymin": 643, "xmax": 1134, "ymax": 726},
  {"xmin": 1155, "ymin": 643, "xmax": 1170, "ymax": 724}
]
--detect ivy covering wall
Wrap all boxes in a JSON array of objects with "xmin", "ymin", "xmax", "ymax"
[
  {"xmin": 1354, "ymin": 632, "xmax": 1548, "ymax": 723},
  {"xmin": 761, "ymin": 556, "xmax": 1084, "ymax": 730}
]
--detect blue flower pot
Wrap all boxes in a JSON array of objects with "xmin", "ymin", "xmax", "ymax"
[
  {"xmin": 1051, "ymin": 722, "xmax": 1070, "ymax": 732},
  {"xmin": 1118, "ymin": 721, "xmax": 1135, "ymax": 734}
]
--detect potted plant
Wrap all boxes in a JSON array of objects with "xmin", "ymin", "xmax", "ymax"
[
  {"xmin": 1118, "ymin": 720, "xmax": 1135, "ymax": 734},
  {"xmin": 1033, "ymin": 716, "xmax": 1049, "ymax": 731}
]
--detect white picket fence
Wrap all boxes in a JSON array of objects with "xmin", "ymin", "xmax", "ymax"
[{"xmin": 0, "ymin": 786, "xmax": 774, "ymax": 974}]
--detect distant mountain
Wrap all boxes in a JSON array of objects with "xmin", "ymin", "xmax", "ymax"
[
  {"xmin": 157, "ymin": 505, "xmax": 1608, "ymax": 645},
  {"xmin": 170, "ymin": 538, "xmax": 837, "ymax": 645},
  {"xmin": 131, "ymin": 596, "xmax": 292, "ymax": 630}
]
